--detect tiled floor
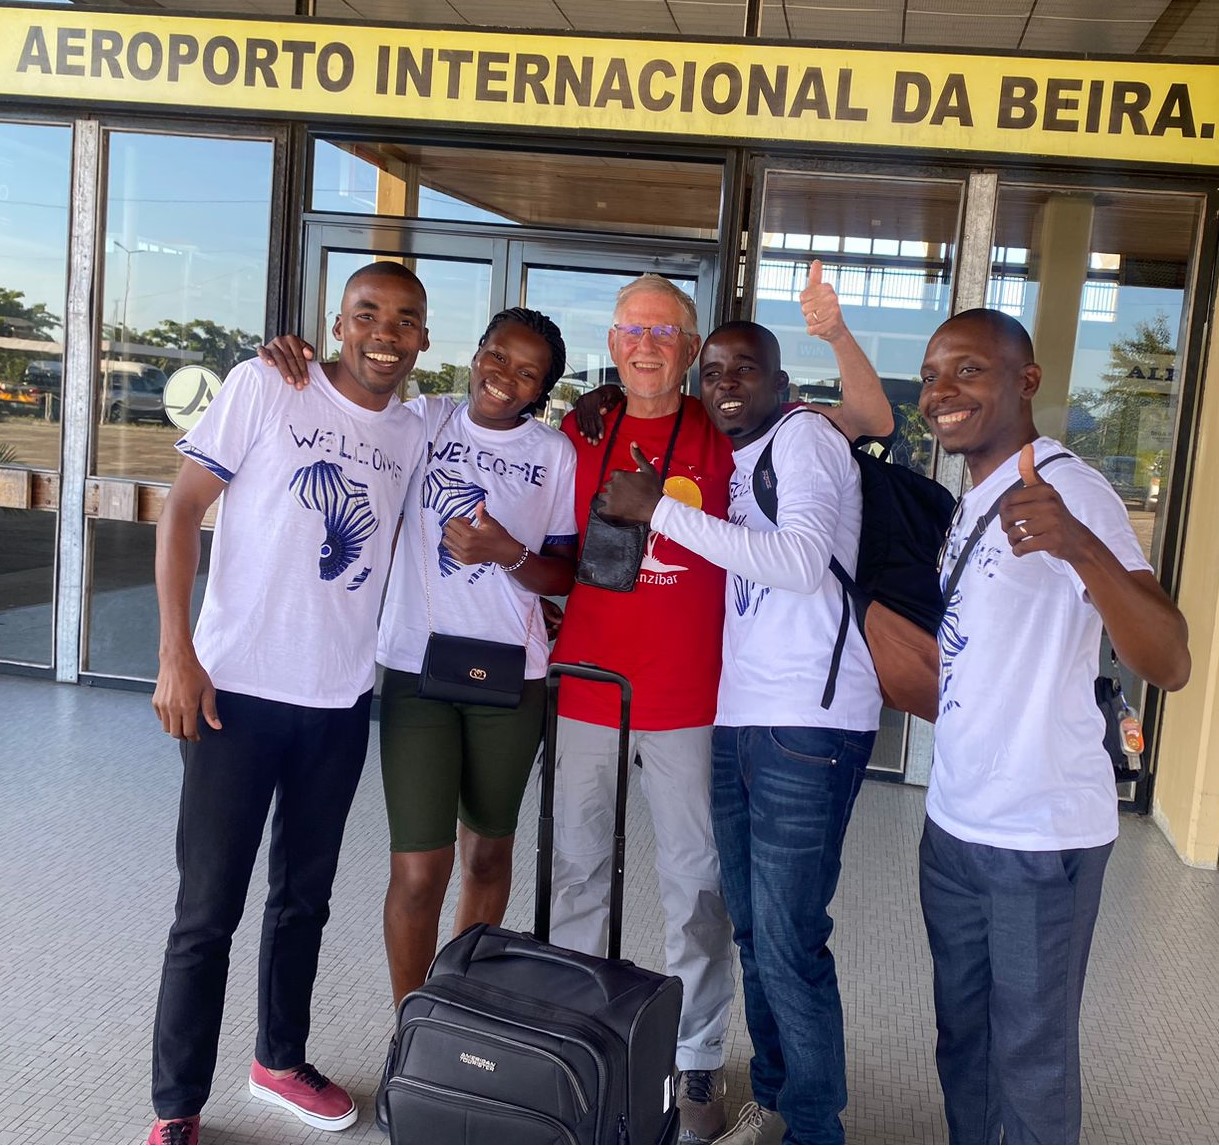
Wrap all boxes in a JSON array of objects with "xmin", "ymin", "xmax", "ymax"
[{"xmin": 2, "ymin": 674, "xmax": 1218, "ymax": 1145}]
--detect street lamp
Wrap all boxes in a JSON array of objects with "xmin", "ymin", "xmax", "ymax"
[{"xmin": 112, "ymin": 239, "xmax": 148, "ymax": 350}]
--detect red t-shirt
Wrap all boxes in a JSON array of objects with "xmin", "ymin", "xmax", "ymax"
[{"xmin": 553, "ymin": 396, "xmax": 734, "ymax": 730}]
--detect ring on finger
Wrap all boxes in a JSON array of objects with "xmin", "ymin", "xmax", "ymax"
[
  {"xmin": 812, "ymin": 310, "xmax": 820, "ymax": 320},
  {"xmin": 1017, "ymin": 521, "xmax": 1030, "ymax": 538}
]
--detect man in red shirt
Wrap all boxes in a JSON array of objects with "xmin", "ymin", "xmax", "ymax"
[{"xmin": 549, "ymin": 266, "xmax": 893, "ymax": 1144}]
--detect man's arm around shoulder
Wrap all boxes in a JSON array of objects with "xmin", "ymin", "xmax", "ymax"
[{"xmin": 152, "ymin": 460, "xmax": 229, "ymax": 741}]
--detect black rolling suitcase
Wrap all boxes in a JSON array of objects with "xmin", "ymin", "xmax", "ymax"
[{"xmin": 381, "ymin": 662, "xmax": 684, "ymax": 1145}]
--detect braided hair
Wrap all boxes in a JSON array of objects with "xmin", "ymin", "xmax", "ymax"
[{"xmin": 478, "ymin": 307, "xmax": 568, "ymax": 412}]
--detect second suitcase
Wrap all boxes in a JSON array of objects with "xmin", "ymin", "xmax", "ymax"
[{"xmin": 382, "ymin": 662, "xmax": 684, "ymax": 1145}]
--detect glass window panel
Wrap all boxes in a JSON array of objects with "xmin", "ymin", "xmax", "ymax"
[
  {"xmin": 988, "ymin": 185, "xmax": 1202, "ymax": 568},
  {"xmin": 84, "ymin": 520, "xmax": 211, "ymax": 679},
  {"xmin": 311, "ymin": 140, "xmax": 722, "ymax": 239},
  {"xmin": 756, "ymin": 172, "xmax": 962, "ymax": 475},
  {"xmin": 989, "ymin": 183, "xmax": 1204, "ymax": 755},
  {"xmin": 96, "ymin": 130, "xmax": 274, "ymax": 483},
  {"xmin": 0, "ymin": 120, "xmax": 71, "ymax": 668}
]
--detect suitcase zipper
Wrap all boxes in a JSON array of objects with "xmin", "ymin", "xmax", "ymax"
[
  {"xmin": 403, "ymin": 1014, "xmax": 590, "ymax": 1116},
  {"xmin": 386, "ymin": 1075, "xmax": 579, "ymax": 1143}
]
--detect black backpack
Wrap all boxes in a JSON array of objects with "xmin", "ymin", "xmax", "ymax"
[{"xmin": 752, "ymin": 407, "xmax": 957, "ymax": 721}]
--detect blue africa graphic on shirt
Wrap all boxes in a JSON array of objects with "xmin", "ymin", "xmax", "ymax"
[
  {"xmin": 938, "ymin": 541, "xmax": 1002, "ymax": 711},
  {"xmin": 424, "ymin": 467, "xmax": 492, "ymax": 582},
  {"xmin": 939, "ymin": 588, "xmax": 966, "ymax": 711},
  {"xmin": 732, "ymin": 574, "xmax": 770, "ymax": 618},
  {"xmin": 289, "ymin": 460, "xmax": 379, "ymax": 588}
]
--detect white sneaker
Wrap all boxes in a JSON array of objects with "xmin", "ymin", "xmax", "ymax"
[{"xmin": 713, "ymin": 1101, "xmax": 786, "ymax": 1145}]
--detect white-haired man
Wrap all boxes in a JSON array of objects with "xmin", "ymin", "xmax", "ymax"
[{"xmin": 549, "ymin": 266, "xmax": 892, "ymax": 1143}]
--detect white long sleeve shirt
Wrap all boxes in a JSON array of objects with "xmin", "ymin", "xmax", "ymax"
[{"xmin": 651, "ymin": 410, "xmax": 881, "ymax": 731}]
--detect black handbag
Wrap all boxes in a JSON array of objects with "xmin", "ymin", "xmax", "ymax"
[
  {"xmin": 575, "ymin": 400, "xmax": 685, "ymax": 593},
  {"xmin": 576, "ymin": 501, "xmax": 650, "ymax": 592},
  {"xmin": 417, "ymin": 632, "xmax": 526, "ymax": 708}
]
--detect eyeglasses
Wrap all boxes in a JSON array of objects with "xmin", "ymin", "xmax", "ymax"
[{"xmin": 611, "ymin": 323, "xmax": 691, "ymax": 345}]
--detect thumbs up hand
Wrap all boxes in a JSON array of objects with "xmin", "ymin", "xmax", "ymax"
[
  {"xmin": 442, "ymin": 501, "xmax": 520, "ymax": 566},
  {"xmin": 799, "ymin": 259, "xmax": 846, "ymax": 343},
  {"xmin": 601, "ymin": 443, "xmax": 664, "ymax": 524},
  {"xmin": 999, "ymin": 443, "xmax": 1084, "ymax": 559}
]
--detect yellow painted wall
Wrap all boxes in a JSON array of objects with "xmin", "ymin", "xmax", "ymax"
[{"xmin": 1153, "ymin": 289, "xmax": 1219, "ymax": 869}]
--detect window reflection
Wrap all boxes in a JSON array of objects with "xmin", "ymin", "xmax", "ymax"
[
  {"xmin": 0, "ymin": 120, "xmax": 71, "ymax": 668},
  {"xmin": 987, "ymin": 186, "xmax": 1202, "ymax": 567},
  {"xmin": 755, "ymin": 172, "xmax": 963, "ymax": 480},
  {"xmin": 311, "ymin": 139, "xmax": 722, "ymax": 238},
  {"xmin": 95, "ymin": 130, "xmax": 274, "ymax": 483},
  {"xmin": 85, "ymin": 520, "xmax": 212, "ymax": 680}
]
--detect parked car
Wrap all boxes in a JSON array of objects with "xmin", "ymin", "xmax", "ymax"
[
  {"xmin": 101, "ymin": 361, "xmax": 169, "ymax": 424},
  {"xmin": 0, "ymin": 359, "xmax": 62, "ymax": 418}
]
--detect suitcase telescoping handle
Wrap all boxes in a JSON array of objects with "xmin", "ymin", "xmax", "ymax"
[{"xmin": 535, "ymin": 662, "xmax": 632, "ymax": 959}]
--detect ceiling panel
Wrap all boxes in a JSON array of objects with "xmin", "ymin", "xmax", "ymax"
[
  {"xmin": 1021, "ymin": 17, "xmax": 1159, "ymax": 55},
  {"xmin": 317, "ymin": 0, "xmax": 464, "ymax": 21},
  {"xmin": 1160, "ymin": 6, "xmax": 1219, "ymax": 56},
  {"xmin": 450, "ymin": 0, "xmax": 571, "ymax": 28},
  {"xmin": 906, "ymin": 12, "xmax": 1028, "ymax": 49},
  {"xmin": 346, "ymin": 142, "xmax": 724, "ymax": 233},
  {"xmin": 908, "ymin": 0, "xmax": 1030, "ymax": 12},
  {"xmin": 783, "ymin": 4, "xmax": 904, "ymax": 45},
  {"xmin": 54, "ymin": 0, "xmax": 1219, "ymax": 62},
  {"xmin": 552, "ymin": 0, "xmax": 680, "ymax": 34},
  {"xmin": 670, "ymin": 1, "xmax": 750, "ymax": 38}
]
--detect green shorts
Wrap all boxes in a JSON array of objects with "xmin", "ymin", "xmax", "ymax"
[{"xmin": 379, "ymin": 668, "xmax": 547, "ymax": 853}]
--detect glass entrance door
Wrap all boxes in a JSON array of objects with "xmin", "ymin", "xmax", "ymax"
[{"xmin": 301, "ymin": 221, "xmax": 716, "ymax": 410}]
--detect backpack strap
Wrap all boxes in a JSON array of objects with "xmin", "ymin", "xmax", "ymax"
[
  {"xmin": 752, "ymin": 406, "xmax": 821, "ymax": 524},
  {"xmin": 746, "ymin": 402, "xmax": 853, "ymax": 707},
  {"xmin": 942, "ymin": 450, "xmax": 1072, "ymax": 602}
]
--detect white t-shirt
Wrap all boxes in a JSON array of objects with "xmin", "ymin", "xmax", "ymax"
[
  {"xmin": 178, "ymin": 359, "xmax": 423, "ymax": 708},
  {"xmin": 377, "ymin": 397, "xmax": 578, "ymax": 679},
  {"xmin": 928, "ymin": 437, "xmax": 1153, "ymax": 851},
  {"xmin": 652, "ymin": 410, "xmax": 882, "ymax": 731}
]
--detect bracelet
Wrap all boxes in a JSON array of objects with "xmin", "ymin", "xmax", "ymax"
[{"xmin": 498, "ymin": 545, "xmax": 529, "ymax": 573}]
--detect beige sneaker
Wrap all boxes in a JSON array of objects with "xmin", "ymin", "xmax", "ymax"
[
  {"xmin": 676, "ymin": 1068, "xmax": 728, "ymax": 1144},
  {"xmin": 713, "ymin": 1101, "xmax": 786, "ymax": 1145}
]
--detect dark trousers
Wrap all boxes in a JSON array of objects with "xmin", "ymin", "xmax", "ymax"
[
  {"xmin": 711, "ymin": 725, "xmax": 875, "ymax": 1145},
  {"xmin": 919, "ymin": 816, "xmax": 1112, "ymax": 1145},
  {"xmin": 151, "ymin": 689, "xmax": 372, "ymax": 1118}
]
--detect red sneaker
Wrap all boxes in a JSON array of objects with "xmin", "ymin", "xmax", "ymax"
[
  {"xmin": 145, "ymin": 1117, "xmax": 200, "ymax": 1145},
  {"xmin": 248, "ymin": 1060, "xmax": 357, "ymax": 1131}
]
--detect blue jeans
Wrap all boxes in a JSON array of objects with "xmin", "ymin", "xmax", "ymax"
[
  {"xmin": 919, "ymin": 817, "xmax": 1112, "ymax": 1144},
  {"xmin": 711, "ymin": 725, "xmax": 875, "ymax": 1145}
]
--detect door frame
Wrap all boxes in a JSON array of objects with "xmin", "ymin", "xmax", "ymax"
[{"xmin": 299, "ymin": 216, "xmax": 719, "ymax": 349}]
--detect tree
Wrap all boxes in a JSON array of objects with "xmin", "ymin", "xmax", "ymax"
[
  {"xmin": 0, "ymin": 288, "xmax": 61, "ymax": 383},
  {"xmin": 0, "ymin": 288, "xmax": 59, "ymax": 340},
  {"xmin": 413, "ymin": 362, "xmax": 470, "ymax": 396},
  {"xmin": 1086, "ymin": 312, "xmax": 1177, "ymax": 497},
  {"xmin": 551, "ymin": 382, "xmax": 582, "ymax": 408},
  {"xmin": 1097, "ymin": 314, "xmax": 1170, "ymax": 465},
  {"xmin": 118, "ymin": 317, "xmax": 263, "ymax": 377}
]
